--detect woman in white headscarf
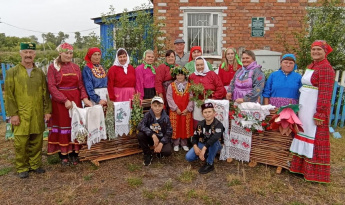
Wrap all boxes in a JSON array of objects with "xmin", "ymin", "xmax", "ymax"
[
  {"xmin": 107, "ymin": 48, "xmax": 136, "ymax": 102},
  {"xmin": 189, "ymin": 57, "xmax": 226, "ymax": 126}
]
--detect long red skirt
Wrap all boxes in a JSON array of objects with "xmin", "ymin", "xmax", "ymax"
[{"xmin": 290, "ymin": 124, "xmax": 331, "ymax": 183}]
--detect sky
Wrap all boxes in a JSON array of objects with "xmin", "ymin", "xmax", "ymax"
[{"xmin": 0, "ymin": 0, "xmax": 151, "ymax": 43}]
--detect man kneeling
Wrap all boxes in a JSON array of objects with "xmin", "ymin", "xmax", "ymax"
[
  {"xmin": 186, "ymin": 103, "xmax": 224, "ymax": 174},
  {"xmin": 137, "ymin": 96, "xmax": 173, "ymax": 166}
]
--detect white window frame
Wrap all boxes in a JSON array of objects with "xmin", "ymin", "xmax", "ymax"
[{"xmin": 181, "ymin": 7, "xmax": 227, "ymax": 59}]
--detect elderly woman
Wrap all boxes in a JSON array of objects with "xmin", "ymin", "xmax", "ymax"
[
  {"xmin": 82, "ymin": 47, "xmax": 108, "ymax": 105},
  {"xmin": 107, "ymin": 48, "xmax": 136, "ymax": 102},
  {"xmin": 155, "ymin": 50, "xmax": 178, "ymax": 104},
  {"xmin": 47, "ymin": 43, "xmax": 92, "ymax": 166},
  {"xmin": 226, "ymin": 50, "xmax": 265, "ymax": 103},
  {"xmin": 136, "ymin": 50, "xmax": 156, "ymax": 100},
  {"xmin": 290, "ymin": 40, "xmax": 335, "ymax": 183},
  {"xmin": 184, "ymin": 46, "xmax": 213, "ymax": 75},
  {"xmin": 189, "ymin": 57, "xmax": 225, "ymax": 125},
  {"xmin": 218, "ymin": 47, "xmax": 242, "ymax": 90},
  {"xmin": 262, "ymin": 54, "xmax": 302, "ymax": 107}
]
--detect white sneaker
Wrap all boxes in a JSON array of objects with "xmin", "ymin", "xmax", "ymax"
[
  {"xmin": 174, "ymin": 146, "xmax": 179, "ymax": 152},
  {"xmin": 182, "ymin": 146, "xmax": 189, "ymax": 151}
]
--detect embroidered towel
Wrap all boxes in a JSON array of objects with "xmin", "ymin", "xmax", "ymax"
[
  {"xmin": 86, "ymin": 105, "xmax": 107, "ymax": 149},
  {"xmin": 228, "ymin": 120, "xmax": 252, "ymax": 162},
  {"xmin": 114, "ymin": 101, "xmax": 131, "ymax": 137}
]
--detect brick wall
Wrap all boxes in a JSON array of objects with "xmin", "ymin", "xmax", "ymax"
[{"xmin": 153, "ymin": 0, "xmax": 342, "ymax": 64}]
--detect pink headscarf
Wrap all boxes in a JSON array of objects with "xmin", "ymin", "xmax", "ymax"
[{"xmin": 56, "ymin": 43, "xmax": 73, "ymax": 53}]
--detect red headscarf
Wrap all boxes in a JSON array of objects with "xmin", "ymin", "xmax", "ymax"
[
  {"xmin": 189, "ymin": 46, "xmax": 202, "ymax": 62},
  {"xmin": 84, "ymin": 47, "xmax": 101, "ymax": 68},
  {"xmin": 311, "ymin": 40, "xmax": 333, "ymax": 57}
]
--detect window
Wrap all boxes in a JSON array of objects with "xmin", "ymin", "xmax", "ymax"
[{"xmin": 183, "ymin": 8, "xmax": 224, "ymax": 58}]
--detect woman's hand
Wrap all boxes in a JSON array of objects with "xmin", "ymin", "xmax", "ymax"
[
  {"xmin": 235, "ymin": 98, "xmax": 244, "ymax": 104},
  {"xmin": 226, "ymin": 93, "xmax": 232, "ymax": 100},
  {"xmin": 83, "ymin": 98, "xmax": 93, "ymax": 107},
  {"xmin": 99, "ymin": 99, "xmax": 107, "ymax": 106},
  {"xmin": 314, "ymin": 119, "xmax": 323, "ymax": 126},
  {"xmin": 176, "ymin": 109, "xmax": 182, "ymax": 115},
  {"xmin": 65, "ymin": 100, "xmax": 72, "ymax": 109}
]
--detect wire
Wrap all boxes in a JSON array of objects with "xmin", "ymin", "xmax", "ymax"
[{"xmin": 0, "ymin": 21, "xmax": 98, "ymax": 34}]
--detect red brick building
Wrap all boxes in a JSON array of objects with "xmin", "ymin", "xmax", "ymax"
[{"xmin": 152, "ymin": 0, "xmax": 342, "ymax": 65}]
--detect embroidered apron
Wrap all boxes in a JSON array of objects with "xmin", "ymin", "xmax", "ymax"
[
  {"xmin": 232, "ymin": 70, "xmax": 254, "ymax": 100},
  {"xmin": 92, "ymin": 88, "xmax": 108, "ymax": 105},
  {"xmin": 290, "ymin": 69, "xmax": 318, "ymax": 158}
]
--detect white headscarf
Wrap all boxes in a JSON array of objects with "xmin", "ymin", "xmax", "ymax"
[
  {"xmin": 194, "ymin": 56, "xmax": 210, "ymax": 76},
  {"xmin": 113, "ymin": 48, "xmax": 130, "ymax": 74}
]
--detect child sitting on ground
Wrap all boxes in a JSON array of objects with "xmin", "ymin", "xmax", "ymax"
[
  {"xmin": 137, "ymin": 96, "xmax": 173, "ymax": 166},
  {"xmin": 166, "ymin": 67, "xmax": 194, "ymax": 152},
  {"xmin": 185, "ymin": 103, "xmax": 224, "ymax": 174}
]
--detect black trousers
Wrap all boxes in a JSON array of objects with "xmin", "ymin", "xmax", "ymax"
[{"xmin": 137, "ymin": 131, "xmax": 172, "ymax": 156}]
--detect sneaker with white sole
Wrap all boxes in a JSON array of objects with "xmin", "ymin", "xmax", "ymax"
[
  {"xmin": 182, "ymin": 146, "xmax": 189, "ymax": 151},
  {"xmin": 174, "ymin": 146, "xmax": 179, "ymax": 152}
]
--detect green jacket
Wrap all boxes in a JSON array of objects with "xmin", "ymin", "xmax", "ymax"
[
  {"xmin": 5, "ymin": 63, "xmax": 51, "ymax": 135},
  {"xmin": 184, "ymin": 60, "xmax": 214, "ymax": 75}
]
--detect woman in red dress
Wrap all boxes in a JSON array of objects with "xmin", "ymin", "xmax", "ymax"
[
  {"xmin": 155, "ymin": 50, "xmax": 178, "ymax": 105},
  {"xmin": 289, "ymin": 40, "xmax": 335, "ymax": 183},
  {"xmin": 218, "ymin": 47, "xmax": 242, "ymax": 90},
  {"xmin": 166, "ymin": 67, "xmax": 193, "ymax": 152},
  {"xmin": 47, "ymin": 43, "xmax": 92, "ymax": 166}
]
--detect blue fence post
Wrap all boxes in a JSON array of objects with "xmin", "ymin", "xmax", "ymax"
[{"xmin": 0, "ymin": 63, "xmax": 11, "ymax": 121}]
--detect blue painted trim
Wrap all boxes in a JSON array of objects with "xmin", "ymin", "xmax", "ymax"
[
  {"xmin": 333, "ymin": 85, "xmax": 343, "ymax": 128},
  {"xmin": 330, "ymin": 81, "xmax": 338, "ymax": 123}
]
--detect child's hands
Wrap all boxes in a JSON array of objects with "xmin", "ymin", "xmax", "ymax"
[
  {"xmin": 199, "ymin": 147, "xmax": 207, "ymax": 161},
  {"xmin": 152, "ymin": 134, "xmax": 159, "ymax": 147},
  {"xmin": 194, "ymin": 145, "xmax": 201, "ymax": 156},
  {"xmin": 181, "ymin": 109, "xmax": 189, "ymax": 115},
  {"xmin": 154, "ymin": 143, "xmax": 163, "ymax": 153}
]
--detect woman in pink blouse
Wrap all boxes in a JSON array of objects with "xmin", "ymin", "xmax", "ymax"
[{"xmin": 135, "ymin": 50, "xmax": 156, "ymax": 99}]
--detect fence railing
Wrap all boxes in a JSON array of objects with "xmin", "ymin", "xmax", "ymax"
[{"xmin": 1, "ymin": 63, "xmax": 345, "ymax": 129}]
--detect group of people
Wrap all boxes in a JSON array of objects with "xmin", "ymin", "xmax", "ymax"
[{"xmin": 5, "ymin": 39, "xmax": 334, "ymax": 183}]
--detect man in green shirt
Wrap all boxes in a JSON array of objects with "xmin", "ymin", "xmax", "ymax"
[{"xmin": 5, "ymin": 42, "xmax": 52, "ymax": 178}]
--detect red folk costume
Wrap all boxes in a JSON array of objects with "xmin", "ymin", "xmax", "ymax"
[
  {"xmin": 218, "ymin": 64, "xmax": 241, "ymax": 87},
  {"xmin": 107, "ymin": 48, "xmax": 136, "ymax": 102},
  {"xmin": 169, "ymin": 82, "xmax": 194, "ymax": 140},
  {"xmin": 47, "ymin": 43, "xmax": 88, "ymax": 155},
  {"xmin": 155, "ymin": 62, "xmax": 176, "ymax": 103},
  {"xmin": 290, "ymin": 41, "xmax": 335, "ymax": 183}
]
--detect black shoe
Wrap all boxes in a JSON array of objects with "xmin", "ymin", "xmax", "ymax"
[
  {"xmin": 143, "ymin": 155, "xmax": 153, "ymax": 166},
  {"xmin": 18, "ymin": 171, "xmax": 29, "ymax": 178},
  {"xmin": 198, "ymin": 163, "xmax": 215, "ymax": 174},
  {"xmin": 32, "ymin": 167, "xmax": 46, "ymax": 174},
  {"xmin": 156, "ymin": 153, "xmax": 165, "ymax": 159}
]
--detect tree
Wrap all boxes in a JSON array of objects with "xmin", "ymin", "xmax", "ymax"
[
  {"xmin": 74, "ymin": 32, "xmax": 83, "ymax": 49},
  {"xmin": 101, "ymin": 2, "xmax": 166, "ymax": 69},
  {"xmin": 42, "ymin": 31, "xmax": 69, "ymax": 47},
  {"xmin": 278, "ymin": 0, "xmax": 345, "ymax": 70}
]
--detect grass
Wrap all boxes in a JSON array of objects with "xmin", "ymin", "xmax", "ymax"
[
  {"xmin": 0, "ymin": 122, "xmax": 345, "ymax": 204},
  {"xmin": 0, "ymin": 167, "xmax": 12, "ymax": 176},
  {"xmin": 178, "ymin": 166, "xmax": 197, "ymax": 183},
  {"xmin": 126, "ymin": 176, "xmax": 143, "ymax": 187}
]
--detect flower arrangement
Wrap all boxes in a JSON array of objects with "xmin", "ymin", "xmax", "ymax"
[
  {"xmin": 129, "ymin": 93, "xmax": 144, "ymax": 135},
  {"xmin": 190, "ymin": 81, "xmax": 213, "ymax": 108},
  {"xmin": 229, "ymin": 101, "xmax": 271, "ymax": 133}
]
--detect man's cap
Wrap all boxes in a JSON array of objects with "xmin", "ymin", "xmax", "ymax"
[
  {"xmin": 151, "ymin": 96, "xmax": 164, "ymax": 104},
  {"xmin": 201, "ymin": 103, "xmax": 214, "ymax": 111},
  {"xmin": 20, "ymin": 42, "xmax": 36, "ymax": 50},
  {"xmin": 174, "ymin": 39, "xmax": 185, "ymax": 44}
]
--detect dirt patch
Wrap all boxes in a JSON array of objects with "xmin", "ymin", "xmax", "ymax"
[{"xmin": 0, "ymin": 122, "xmax": 344, "ymax": 204}]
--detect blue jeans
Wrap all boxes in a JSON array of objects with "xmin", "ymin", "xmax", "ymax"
[{"xmin": 185, "ymin": 141, "xmax": 222, "ymax": 165}]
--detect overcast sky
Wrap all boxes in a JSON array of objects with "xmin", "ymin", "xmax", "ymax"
[{"xmin": 0, "ymin": 0, "xmax": 151, "ymax": 43}]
